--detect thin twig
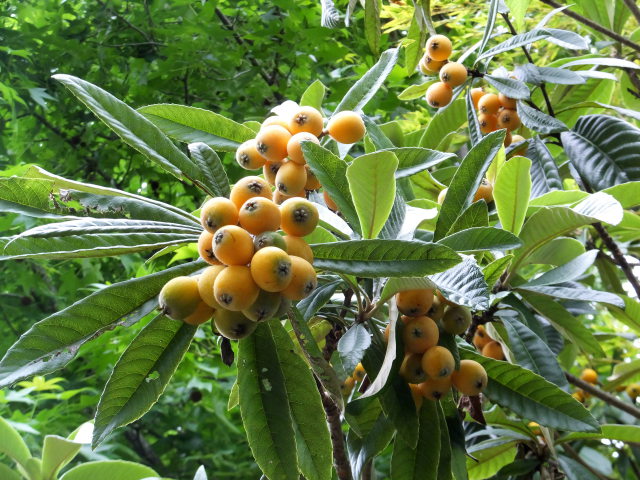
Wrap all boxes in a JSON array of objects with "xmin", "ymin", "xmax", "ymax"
[
  {"xmin": 622, "ymin": 0, "xmax": 640, "ymax": 25},
  {"xmin": 593, "ymin": 222, "xmax": 640, "ymax": 298},
  {"xmin": 565, "ymin": 373, "xmax": 640, "ymax": 420},
  {"xmin": 539, "ymin": 0, "xmax": 640, "ymax": 54}
]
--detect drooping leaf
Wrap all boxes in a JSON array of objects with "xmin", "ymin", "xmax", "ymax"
[
  {"xmin": 311, "ymin": 240, "xmax": 460, "ymax": 277},
  {"xmin": 521, "ymin": 250, "xmax": 599, "ymax": 287},
  {"xmin": 561, "ymin": 115, "xmax": 640, "ymax": 191},
  {"xmin": 364, "ymin": 0, "xmax": 381, "ymax": 54},
  {"xmin": 516, "ymin": 102, "xmax": 568, "ymax": 134},
  {"xmin": 0, "ymin": 260, "xmax": 204, "ymax": 387},
  {"xmin": 434, "ymin": 130, "xmax": 505, "ymax": 241},
  {"xmin": 419, "ymin": 99, "xmax": 468, "ymax": 149},
  {"xmin": 518, "ymin": 284, "xmax": 623, "ymax": 308},
  {"xmin": 478, "ymin": 0, "xmax": 500, "ymax": 55},
  {"xmin": 483, "ymin": 255, "xmax": 513, "ymax": 289},
  {"xmin": 466, "ymin": 440, "xmax": 518, "ymax": 480},
  {"xmin": 448, "ymin": 201, "xmax": 489, "ymax": 235},
  {"xmin": 459, "ymin": 347, "xmax": 600, "ymax": 432},
  {"xmin": 338, "ymin": 324, "xmax": 372, "ymax": 374},
  {"xmin": 346, "ymin": 413, "xmax": 395, "ymax": 480},
  {"xmin": 494, "ymin": 156, "xmax": 531, "ymax": 236},
  {"xmin": 515, "ymin": 64, "xmax": 585, "ymax": 85},
  {"xmin": 300, "ymin": 80, "xmax": 327, "ymax": 112},
  {"xmin": 430, "ymin": 255, "xmax": 490, "ymax": 310},
  {"xmin": 437, "ymin": 227, "xmax": 522, "ymax": 252},
  {"xmin": 58, "ymin": 460, "xmax": 158, "ymax": 480},
  {"xmin": 558, "ymin": 424, "xmax": 640, "ymax": 444},
  {"xmin": 138, "ymin": 103, "xmax": 255, "ymax": 152},
  {"xmin": 187, "ymin": 143, "xmax": 231, "ymax": 198},
  {"xmin": 346, "ymin": 151, "xmax": 399, "ymax": 239},
  {"xmin": 483, "ymin": 75, "xmax": 530, "ymax": 100},
  {"xmin": 466, "ymin": 89, "xmax": 483, "ymax": 146},
  {"xmin": 526, "ymin": 137, "xmax": 562, "ymax": 198},
  {"xmin": 93, "ymin": 315, "xmax": 197, "ymax": 446},
  {"xmin": 384, "ymin": 148, "xmax": 456, "ymax": 178},
  {"xmin": 0, "ymin": 417, "xmax": 31, "ymax": 469}
]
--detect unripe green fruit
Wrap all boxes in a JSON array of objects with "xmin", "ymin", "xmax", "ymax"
[
  {"xmin": 254, "ymin": 231, "xmax": 288, "ymax": 252},
  {"xmin": 159, "ymin": 276, "xmax": 202, "ymax": 321},
  {"xmin": 242, "ymin": 290, "xmax": 282, "ymax": 322},
  {"xmin": 442, "ymin": 305, "xmax": 472, "ymax": 335},
  {"xmin": 213, "ymin": 310, "xmax": 257, "ymax": 340}
]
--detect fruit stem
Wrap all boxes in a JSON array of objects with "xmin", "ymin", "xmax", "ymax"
[{"xmin": 565, "ymin": 373, "xmax": 640, "ymax": 420}]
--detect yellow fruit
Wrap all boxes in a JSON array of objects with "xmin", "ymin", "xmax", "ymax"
[
  {"xmin": 341, "ymin": 376, "xmax": 356, "ymax": 396},
  {"xmin": 572, "ymin": 391, "xmax": 585, "ymax": 403},
  {"xmin": 213, "ymin": 309, "xmax": 257, "ymax": 340},
  {"xmin": 419, "ymin": 376, "xmax": 452, "ymax": 401},
  {"xmin": 263, "ymin": 161, "xmax": 281, "ymax": 186},
  {"xmin": 452, "ymin": 359, "xmax": 488, "ymax": 396},
  {"xmin": 400, "ymin": 354, "xmax": 428, "ymax": 384},
  {"xmin": 159, "ymin": 276, "xmax": 202, "ymax": 321},
  {"xmin": 420, "ymin": 55, "xmax": 447, "ymax": 74},
  {"xmin": 280, "ymin": 197, "xmax": 319, "ymax": 236},
  {"xmin": 422, "ymin": 346, "xmax": 455, "ymax": 378},
  {"xmin": 425, "ymin": 34, "xmax": 452, "ymax": 61},
  {"xmin": 427, "ymin": 295, "xmax": 446, "ymax": 322},
  {"xmin": 197, "ymin": 230, "xmax": 222, "ymax": 266},
  {"xmin": 276, "ymin": 161, "xmax": 308, "ymax": 196},
  {"xmin": 482, "ymin": 341, "xmax": 505, "ymax": 360},
  {"xmin": 235, "ymin": 139, "xmax": 266, "ymax": 170},
  {"xmin": 289, "ymin": 106, "xmax": 324, "ymax": 137},
  {"xmin": 425, "ymin": 82, "xmax": 453, "ymax": 108},
  {"xmin": 497, "ymin": 109, "xmax": 521, "ymax": 131},
  {"xmin": 626, "ymin": 383, "xmax": 640, "ymax": 400},
  {"xmin": 528, "ymin": 421, "xmax": 541, "ymax": 436},
  {"xmin": 478, "ymin": 113, "xmax": 498, "ymax": 134},
  {"xmin": 281, "ymin": 256, "xmax": 317, "ymax": 300},
  {"xmin": 473, "ymin": 325, "xmax": 491, "ymax": 351},
  {"xmin": 327, "ymin": 111, "xmax": 366, "ymax": 144},
  {"xmin": 442, "ymin": 305, "xmax": 472, "ymax": 335},
  {"xmin": 474, "ymin": 178, "xmax": 494, "ymax": 203},
  {"xmin": 478, "ymin": 93, "xmax": 500, "ymax": 115},
  {"xmin": 255, "ymin": 125, "xmax": 292, "ymax": 163},
  {"xmin": 581, "ymin": 368, "xmax": 598, "ymax": 385},
  {"xmin": 200, "ymin": 197, "xmax": 239, "ymax": 234},
  {"xmin": 242, "ymin": 290, "xmax": 282, "ymax": 322},
  {"xmin": 262, "ymin": 116, "xmax": 290, "ymax": 131},
  {"xmin": 184, "ymin": 301, "xmax": 215, "ymax": 326},
  {"xmin": 498, "ymin": 93, "xmax": 517, "ymax": 110},
  {"xmin": 323, "ymin": 190, "xmax": 338, "ymax": 211},
  {"xmin": 283, "ymin": 235, "xmax": 314, "ymax": 263},
  {"xmin": 403, "ymin": 316, "xmax": 439, "ymax": 354},
  {"xmin": 214, "ymin": 265, "xmax": 260, "ymax": 311},
  {"xmin": 304, "ymin": 166, "xmax": 321, "ymax": 190},
  {"xmin": 409, "ymin": 383, "xmax": 424, "ymax": 410},
  {"xmin": 287, "ymin": 132, "xmax": 319, "ymax": 165},
  {"xmin": 439, "ymin": 62, "xmax": 467, "ymax": 87},
  {"xmin": 470, "ymin": 87, "xmax": 485, "ymax": 109},
  {"xmin": 238, "ymin": 197, "xmax": 281, "ymax": 235},
  {"xmin": 254, "ymin": 231, "xmax": 287, "ymax": 252},
  {"xmin": 197, "ymin": 265, "xmax": 225, "ymax": 308},
  {"xmin": 250, "ymin": 246, "xmax": 293, "ymax": 292},
  {"xmin": 230, "ymin": 176, "xmax": 272, "ymax": 209},
  {"xmin": 213, "ymin": 225, "xmax": 255, "ymax": 266},
  {"xmin": 353, "ymin": 363, "xmax": 366, "ymax": 381},
  {"xmin": 396, "ymin": 289, "xmax": 434, "ymax": 317}
]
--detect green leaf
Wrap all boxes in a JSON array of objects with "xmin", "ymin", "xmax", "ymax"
[
  {"xmin": 347, "ymin": 413, "xmax": 395, "ymax": 479},
  {"xmin": 516, "ymin": 102, "xmax": 568, "ymax": 134},
  {"xmin": 466, "ymin": 89, "xmax": 483, "ymax": 146},
  {"xmin": 430, "ymin": 256, "xmax": 490, "ymax": 310},
  {"xmin": 311, "ymin": 240, "xmax": 460, "ymax": 277},
  {"xmin": 237, "ymin": 323, "xmax": 299, "ymax": 480},
  {"xmin": 0, "ymin": 463, "xmax": 21, "ymax": 480},
  {"xmin": 383, "ymin": 148, "xmax": 456, "ymax": 178},
  {"xmin": 398, "ymin": 80, "xmax": 436, "ymax": 101},
  {"xmin": 466, "ymin": 440, "xmax": 517, "ymax": 480},
  {"xmin": 524, "ymin": 237, "xmax": 585, "ymax": 267},
  {"xmin": 436, "ymin": 403, "xmax": 453, "ymax": 480},
  {"xmin": 404, "ymin": 14, "xmax": 427, "ymax": 74},
  {"xmin": 477, "ymin": 29, "xmax": 583, "ymax": 62},
  {"xmin": 302, "ymin": 142, "xmax": 361, "ymax": 234},
  {"xmin": 520, "ymin": 293, "xmax": 606, "ymax": 356},
  {"xmin": 521, "ymin": 250, "xmax": 598, "ymax": 287},
  {"xmin": 41, "ymin": 434, "xmax": 84, "ymax": 480},
  {"xmin": 363, "ymin": 116, "xmax": 395, "ymax": 149},
  {"xmin": 93, "ymin": 315, "xmax": 197, "ymax": 446},
  {"xmin": 300, "ymin": 80, "xmax": 326, "ymax": 112},
  {"xmin": 500, "ymin": 314, "xmax": 569, "ymax": 389},
  {"xmin": 53, "ymin": 75, "xmax": 211, "ymax": 192},
  {"xmin": 609, "ymin": 295, "xmax": 640, "ymax": 335},
  {"xmin": 380, "ymin": 194, "xmax": 407, "ymax": 240},
  {"xmin": 0, "ymin": 260, "xmax": 204, "ymax": 387},
  {"xmin": 560, "ymin": 57, "xmax": 640, "ymax": 70},
  {"xmin": 510, "ymin": 192, "xmax": 623, "ymax": 274},
  {"xmin": 0, "ymin": 417, "xmax": 31, "ymax": 469},
  {"xmin": 505, "ymin": 0, "xmax": 531, "ymax": 30},
  {"xmin": 420, "ymin": 99, "xmax": 467, "ymax": 149},
  {"xmin": 515, "ymin": 64, "xmax": 585, "ymax": 85},
  {"xmin": 391, "ymin": 401, "xmax": 441, "ymax": 480},
  {"xmin": 603, "ymin": 181, "xmax": 640, "ymax": 208},
  {"xmin": 483, "ymin": 75, "xmax": 530, "ymax": 100},
  {"xmin": 58, "ymin": 460, "xmax": 158, "ymax": 480},
  {"xmin": 138, "ymin": 104, "xmax": 254, "ymax": 152},
  {"xmin": 438, "ymin": 227, "xmax": 522, "ymax": 252},
  {"xmin": 558, "ymin": 424, "xmax": 640, "ymax": 444},
  {"xmin": 459, "ymin": 347, "xmax": 600, "ymax": 432},
  {"xmin": 494, "ymin": 156, "xmax": 531, "ymax": 236},
  {"xmin": 364, "ymin": 0, "xmax": 381, "ymax": 54},
  {"xmin": 338, "ymin": 324, "xmax": 371, "ymax": 374},
  {"xmin": 296, "ymin": 279, "xmax": 342, "ymax": 321},
  {"xmin": 335, "ymin": 48, "xmax": 399, "ymax": 114},
  {"xmin": 3, "ymin": 219, "xmax": 200, "ymax": 260},
  {"xmin": 483, "ymin": 255, "xmax": 513, "ymax": 289},
  {"xmin": 561, "ymin": 115, "xmax": 640, "ymax": 191},
  {"xmin": 434, "ymin": 130, "xmax": 505, "ymax": 241},
  {"xmin": 449, "ymin": 202, "xmax": 489, "ymax": 235},
  {"xmin": 478, "ymin": 0, "xmax": 500, "ymax": 55},
  {"xmin": 526, "ymin": 137, "xmax": 562, "ymax": 199},
  {"xmin": 187, "ymin": 143, "xmax": 231, "ymax": 198},
  {"xmin": 518, "ymin": 285, "xmax": 624, "ymax": 308},
  {"xmin": 346, "ymin": 151, "xmax": 399, "ymax": 239}
]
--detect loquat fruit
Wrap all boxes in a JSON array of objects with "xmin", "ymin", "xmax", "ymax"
[
  {"xmin": 478, "ymin": 93, "xmax": 500, "ymax": 115},
  {"xmin": 287, "ymin": 132, "xmax": 319, "ymax": 165},
  {"xmin": 353, "ymin": 363, "xmax": 366, "ymax": 381},
  {"xmin": 420, "ymin": 55, "xmax": 447, "ymax": 74},
  {"xmin": 572, "ymin": 390, "xmax": 585, "ymax": 403},
  {"xmin": 323, "ymin": 190, "xmax": 338, "ymax": 211},
  {"xmin": 474, "ymin": 178, "xmax": 493, "ymax": 203},
  {"xmin": 409, "ymin": 383, "xmax": 424, "ymax": 410},
  {"xmin": 528, "ymin": 422, "xmax": 541, "ymax": 436},
  {"xmin": 452, "ymin": 359, "xmax": 488, "ymax": 396},
  {"xmin": 425, "ymin": 34, "xmax": 452, "ymax": 62},
  {"xmin": 327, "ymin": 111, "xmax": 366, "ymax": 144},
  {"xmin": 625, "ymin": 383, "xmax": 640, "ymax": 400},
  {"xmin": 419, "ymin": 376, "xmax": 452, "ymax": 401},
  {"xmin": 159, "ymin": 276, "xmax": 202, "ymax": 321},
  {"xmin": 276, "ymin": 161, "xmax": 308, "ymax": 196},
  {"xmin": 213, "ymin": 309, "xmax": 257, "ymax": 340},
  {"xmin": 214, "ymin": 265, "xmax": 260, "ymax": 311},
  {"xmin": 283, "ymin": 235, "xmax": 314, "ymax": 263},
  {"xmin": 400, "ymin": 354, "xmax": 428, "ymax": 384},
  {"xmin": 427, "ymin": 295, "xmax": 446, "ymax": 322},
  {"xmin": 478, "ymin": 113, "xmax": 498, "ymax": 134},
  {"xmin": 263, "ymin": 161, "xmax": 281, "ymax": 186},
  {"xmin": 422, "ymin": 346, "xmax": 455, "ymax": 378},
  {"xmin": 281, "ymin": 256, "xmax": 317, "ymax": 300},
  {"xmin": 289, "ymin": 106, "xmax": 324, "ymax": 137},
  {"xmin": 250, "ymin": 246, "xmax": 293, "ymax": 292},
  {"xmin": 473, "ymin": 325, "xmax": 491, "ymax": 351},
  {"xmin": 439, "ymin": 62, "xmax": 467, "ymax": 87},
  {"xmin": 403, "ymin": 315, "xmax": 439, "ymax": 354},
  {"xmin": 280, "ymin": 197, "xmax": 319, "ymax": 236},
  {"xmin": 242, "ymin": 289, "xmax": 282, "ymax": 322},
  {"xmin": 497, "ymin": 109, "xmax": 521, "ymax": 131},
  {"xmin": 498, "ymin": 93, "xmax": 517, "ymax": 110},
  {"xmin": 275, "ymin": 295, "xmax": 292, "ymax": 318},
  {"xmin": 262, "ymin": 116, "xmax": 290, "ymax": 131},
  {"xmin": 304, "ymin": 165, "xmax": 321, "ymax": 190},
  {"xmin": 184, "ymin": 301, "xmax": 215, "ymax": 326},
  {"xmin": 341, "ymin": 376, "xmax": 356, "ymax": 397},
  {"xmin": 239, "ymin": 197, "xmax": 281, "ymax": 235},
  {"xmin": 255, "ymin": 125, "xmax": 292, "ymax": 163},
  {"xmin": 482, "ymin": 341, "xmax": 505, "ymax": 360},
  {"xmin": 470, "ymin": 87, "xmax": 485, "ymax": 110},
  {"xmin": 396, "ymin": 288, "xmax": 434, "ymax": 317},
  {"xmin": 200, "ymin": 197, "xmax": 239, "ymax": 234},
  {"xmin": 197, "ymin": 265, "xmax": 225, "ymax": 309},
  {"xmin": 213, "ymin": 225, "xmax": 255, "ymax": 266},
  {"xmin": 254, "ymin": 231, "xmax": 287, "ymax": 252},
  {"xmin": 580, "ymin": 368, "xmax": 598, "ymax": 385},
  {"xmin": 442, "ymin": 305, "xmax": 472, "ymax": 335},
  {"xmin": 235, "ymin": 139, "xmax": 266, "ymax": 170},
  {"xmin": 230, "ymin": 176, "xmax": 272, "ymax": 209},
  {"xmin": 198, "ymin": 230, "xmax": 222, "ymax": 266},
  {"xmin": 425, "ymin": 81, "xmax": 453, "ymax": 108}
]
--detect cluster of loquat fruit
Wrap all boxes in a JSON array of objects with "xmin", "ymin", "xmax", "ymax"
[
  {"xmin": 420, "ymin": 34, "xmax": 467, "ymax": 109},
  {"xmin": 472, "ymin": 324, "xmax": 506, "ymax": 360},
  {"xmin": 470, "ymin": 87, "xmax": 524, "ymax": 147},
  {"xmin": 157, "ymin": 104, "xmax": 370, "ymax": 340},
  {"xmin": 574, "ymin": 368, "xmax": 640, "ymax": 404}
]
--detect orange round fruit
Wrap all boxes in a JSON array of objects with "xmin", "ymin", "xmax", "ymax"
[
  {"xmin": 214, "ymin": 265, "xmax": 260, "ymax": 311},
  {"xmin": 581, "ymin": 368, "xmax": 598, "ymax": 385},
  {"xmin": 478, "ymin": 93, "xmax": 500, "ymax": 115},
  {"xmin": 281, "ymin": 256, "xmax": 317, "ymax": 300},
  {"xmin": 255, "ymin": 125, "xmax": 292, "ymax": 163},
  {"xmin": 470, "ymin": 87, "xmax": 485, "ymax": 109},
  {"xmin": 238, "ymin": 197, "xmax": 281, "ymax": 235},
  {"xmin": 323, "ymin": 190, "xmax": 338, "ymax": 211},
  {"xmin": 212, "ymin": 225, "xmax": 255, "ymax": 266},
  {"xmin": 327, "ymin": 111, "xmax": 366, "ymax": 144},
  {"xmin": 396, "ymin": 289, "xmax": 434, "ymax": 317},
  {"xmin": 403, "ymin": 316, "xmax": 439, "ymax": 354},
  {"xmin": 200, "ymin": 197, "xmax": 239, "ymax": 234},
  {"xmin": 498, "ymin": 93, "xmax": 517, "ymax": 110},
  {"xmin": 235, "ymin": 139, "xmax": 266, "ymax": 170},
  {"xmin": 289, "ymin": 106, "xmax": 324, "ymax": 137},
  {"xmin": 482, "ymin": 341, "xmax": 505, "ymax": 360},
  {"xmin": 287, "ymin": 132, "xmax": 319, "ymax": 165},
  {"xmin": 474, "ymin": 178, "xmax": 493, "ymax": 203},
  {"xmin": 452, "ymin": 359, "xmax": 488, "ymax": 396},
  {"xmin": 254, "ymin": 231, "xmax": 287, "ymax": 252},
  {"xmin": 159, "ymin": 276, "xmax": 202, "ymax": 321},
  {"xmin": 262, "ymin": 116, "xmax": 290, "ymax": 131},
  {"xmin": 276, "ymin": 161, "xmax": 308, "ymax": 196},
  {"xmin": 497, "ymin": 109, "xmax": 521, "ymax": 130},
  {"xmin": 304, "ymin": 165, "xmax": 321, "ymax": 190},
  {"xmin": 400, "ymin": 354, "xmax": 428, "ymax": 384},
  {"xmin": 420, "ymin": 55, "xmax": 448, "ymax": 74},
  {"xmin": 425, "ymin": 34, "xmax": 452, "ymax": 61},
  {"xmin": 425, "ymin": 81, "xmax": 453, "ymax": 108},
  {"xmin": 439, "ymin": 62, "xmax": 467, "ymax": 87},
  {"xmin": 213, "ymin": 309, "xmax": 257, "ymax": 340},
  {"xmin": 280, "ymin": 197, "xmax": 319, "ymax": 236},
  {"xmin": 422, "ymin": 346, "xmax": 455, "ymax": 378},
  {"xmin": 197, "ymin": 265, "xmax": 225, "ymax": 308},
  {"xmin": 473, "ymin": 325, "xmax": 491, "ymax": 351},
  {"xmin": 242, "ymin": 289, "xmax": 282, "ymax": 322},
  {"xmin": 230, "ymin": 176, "xmax": 272, "ymax": 209},
  {"xmin": 478, "ymin": 113, "xmax": 498, "ymax": 134},
  {"xmin": 442, "ymin": 305, "xmax": 472, "ymax": 335},
  {"xmin": 197, "ymin": 230, "xmax": 222, "ymax": 266},
  {"xmin": 353, "ymin": 363, "xmax": 366, "ymax": 381},
  {"xmin": 283, "ymin": 235, "xmax": 314, "ymax": 263},
  {"xmin": 250, "ymin": 246, "xmax": 293, "ymax": 292},
  {"xmin": 263, "ymin": 161, "xmax": 281, "ymax": 186},
  {"xmin": 341, "ymin": 376, "xmax": 356, "ymax": 396},
  {"xmin": 184, "ymin": 301, "xmax": 215, "ymax": 326},
  {"xmin": 419, "ymin": 376, "xmax": 452, "ymax": 401}
]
